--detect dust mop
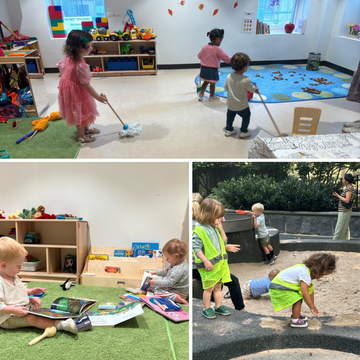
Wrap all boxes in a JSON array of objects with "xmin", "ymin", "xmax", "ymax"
[{"xmin": 101, "ymin": 93, "xmax": 142, "ymax": 138}]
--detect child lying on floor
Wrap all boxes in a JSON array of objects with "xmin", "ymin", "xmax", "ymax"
[
  {"xmin": 148, "ymin": 239, "xmax": 189, "ymax": 305},
  {"xmin": 0, "ymin": 237, "xmax": 77, "ymax": 333},
  {"xmin": 242, "ymin": 269, "xmax": 280, "ymax": 299}
]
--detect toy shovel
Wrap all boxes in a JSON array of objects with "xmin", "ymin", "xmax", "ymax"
[
  {"xmin": 29, "ymin": 326, "xmax": 56, "ymax": 346},
  {"xmin": 236, "ymin": 210, "xmax": 245, "ymax": 214}
]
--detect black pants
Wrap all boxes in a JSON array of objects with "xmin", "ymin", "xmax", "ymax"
[{"xmin": 193, "ymin": 269, "xmax": 245, "ymax": 311}]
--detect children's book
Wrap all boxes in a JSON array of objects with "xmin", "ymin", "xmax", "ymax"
[
  {"xmin": 141, "ymin": 297, "xmax": 189, "ymax": 322},
  {"xmin": 86, "ymin": 301, "xmax": 144, "ymax": 327},
  {"xmin": 98, "ymin": 302, "xmax": 118, "ymax": 310},
  {"xmin": 119, "ymin": 294, "xmax": 145, "ymax": 307},
  {"xmin": 132, "ymin": 242, "xmax": 159, "ymax": 257},
  {"xmin": 140, "ymin": 271, "xmax": 161, "ymax": 291},
  {"xmin": 26, "ymin": 297, "xmax": 98, "ymax": 319}
]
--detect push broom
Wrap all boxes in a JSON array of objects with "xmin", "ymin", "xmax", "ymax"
[
  {"xmin": 101, "ymin": 93, "xmax": 142, "ymax": 138},
  {"xmin": 258, "ymin": 92, "xmax": 288, "ymax": 137}
]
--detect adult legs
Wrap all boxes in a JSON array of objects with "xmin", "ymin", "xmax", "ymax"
[
  {"xmin": 223, "ymin": 273, "xmax": 245, "ymax": 311},
  {"xmin": 333, "ymin": 211, "xmax": 352, "ymax": 240}
]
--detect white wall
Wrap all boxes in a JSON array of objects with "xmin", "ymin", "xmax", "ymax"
[
  {"xmin": 0, "ymin": 162, "xmax": 189, "ymax": 249},
  {"xmin": 3, "ymin": 0, "xmax": 359, "ymax": 70},
  {"xmin": 0, "ymin": 0, "xmax": 13, "ymax": 37}
]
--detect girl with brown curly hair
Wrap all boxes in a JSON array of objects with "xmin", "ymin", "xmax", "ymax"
[
  {"xmin": 57, "ymin": 30, "xmax": 107, "ymax": 143},
  {"xmin": 269, "ymin": 252, "xmax": 336, "ymax": 328}
]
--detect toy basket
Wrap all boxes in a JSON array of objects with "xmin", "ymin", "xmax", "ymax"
[{"xmin": 141, "ymin": 57, "xmax": 154, "ymax": 70}]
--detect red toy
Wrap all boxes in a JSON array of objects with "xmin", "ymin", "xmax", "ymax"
[
  {"xmin": 285, "ymin": 23, "xmax": 295, "ymax": 33},
  {"xmin": 35, "ymin": 213, "xmax": 56, "ymax": 219},
  {"xmin": 0, "ymin": 210, "xmax": 5, "ymax": 219}
]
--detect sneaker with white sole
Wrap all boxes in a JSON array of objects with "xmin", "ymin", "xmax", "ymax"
[
  {"xmin": 198, "ymin": 93, "xmax": 204, "ymax": 101},
  {"xmin": 224, "ymin": 130, "xmax": 237, "ymax": 137},
  {"xmin": 343, "ymin": 120, "xmax": 360, "ymax": 127},
  {"xmin": 209, "ymin": 95, "xmax": 220, "ymax": 101},
  {"xmin": 239, "ymin": 131, "xmax": 251, "ymax": 139},
  {"xmin": 224, "ymin": 291, "xmax": 231, "ymax": 299},
  {"xmin": 264, "ymin": 259, "xmax": 275, "ymax": 265},
  {"xmin": 291, "ymin": 314, "xmax": 308, "ymax": 321},
  {"xmin": 342, "ymin": 126, "xmax": 360, "ymax": 133},
  {"xmin": 290, "ymin": 318, "xmax": 308, "ymax": 328},
  {"xmin": 272, "ymin": 255, "xmax": 277, "ymax": 261}
]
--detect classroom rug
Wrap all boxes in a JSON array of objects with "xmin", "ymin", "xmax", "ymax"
[
  {"xmin": 195, "ymin": 64, "xmax": 353, "ymax": 103},
  {"xmin": 0, "ymin": 281, "xmax": 189, "ymax": 360},
  {"xmin": 0, "ymin": 117, "xmax": 82, "ymax": 159}
]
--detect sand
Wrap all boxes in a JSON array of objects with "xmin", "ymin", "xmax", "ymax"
[{"xmin": 223, "ymin": 250, "xmax": 360, "ymax": 323}]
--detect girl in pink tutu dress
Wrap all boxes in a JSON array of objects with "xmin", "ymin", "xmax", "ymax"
[{"xmin": 57, "ymin": 30, "xmax": 107, "ymax": 143}]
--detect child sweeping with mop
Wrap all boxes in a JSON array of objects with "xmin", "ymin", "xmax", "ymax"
[
  {"xmin": 269, "ymin": 252, "xmax": 337, "ymax": 328},
  {"xmin": 57, "ymin": 30, "xmax": 107, "ymax": 143}
]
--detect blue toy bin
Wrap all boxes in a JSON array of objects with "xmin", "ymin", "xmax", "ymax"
[
  {"xmin": 26, "ymin": 59, "xmax": 38, "ymax": 73},
  {"xmin": 108, "ymin": 57, "xmax": 137, "ymax": 71}
]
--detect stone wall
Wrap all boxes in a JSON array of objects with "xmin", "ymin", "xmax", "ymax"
[{"xmin": 264, "ymin": 211, "xmax": 360, "ymax": 238}]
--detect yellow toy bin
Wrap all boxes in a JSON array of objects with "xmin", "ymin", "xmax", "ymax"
[{"xmin": 141, "ymin": 57, "xmax": 155, "ymax": 70}]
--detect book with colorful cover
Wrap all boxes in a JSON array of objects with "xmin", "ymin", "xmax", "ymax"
[
  {"xmin": 98, "ymin": 302, "xmax": 118, "ymax": 310},
  {"xmin": 141, "ymin": 297, "xmax": 189, "ymax": 322},
  {"xmin": 86, "ymin": 300, "xmax": 144, "ymax": 327},
  {"xmin": 132, "ymin": 242, "xmax": 159, "ymax": 257},
  {"xmin": 26, "ymin": 297, "xmax": 98, "ymax": 319}
]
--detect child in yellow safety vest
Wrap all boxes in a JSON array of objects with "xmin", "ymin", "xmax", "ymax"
[
  {"xmin": 269, "ymin": 252, "xmax": 337, "ymax": 328},
  {"xmin": 192, "ymin": 198, "xmax": 232, "ymax": 319}
]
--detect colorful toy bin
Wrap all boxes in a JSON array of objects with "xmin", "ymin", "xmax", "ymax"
[
  {"xmin": 108, "ymin": 57, "xmax": 137, "ymax": 71},
  {"xmin": 141, "ymin": 57, "xmax": 155, "ymax": 70}
]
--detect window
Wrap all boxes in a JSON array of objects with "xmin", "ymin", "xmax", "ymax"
[
  {"xmin": 45, "ymin": 0, "xmax": 106, "ymax": 37},
  {"xmin": 257, "ymin": 0, "xmax": 298, "ymax": 29}
]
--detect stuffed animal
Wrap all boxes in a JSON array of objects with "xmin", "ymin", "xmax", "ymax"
[
  {"xmin": 20, "ymin": 207, "xmax": 37, "ymax": 219},
  {"xmin": 0, "ymin": 210, "xmax": 5, "ymax": 219},
  {"xmin": 8, "ymin": 210, "xmax": 21, "ymax": 219},
  {"xmin": 34, "ymin": 205, "xmax": 45, "ymax": 218},
  {"xmin": 36, "ymin": 213, "xmax": 56, "ymax": 219}
]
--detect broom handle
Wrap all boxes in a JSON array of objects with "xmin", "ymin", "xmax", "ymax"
[
  {"xmin": 0, "ymin": 22, "xmax": 21, "ymax": 40},
  {"xmin": 101, "ymin": 93, "xmax": 125, "ymax": 127},
  {"xmin": 258, "ymin": 92, "xmax": 281, "ymax": 135}
]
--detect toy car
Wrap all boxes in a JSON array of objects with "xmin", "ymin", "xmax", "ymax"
[
  {"xmin": 133, "ymin": 26, "xmax": 157, "ymax": 40},
  {"xmin": 89, "ymin": 28, "xmax": 109, "ymax": 41},
  {"xmin": 110, "ymin": 30, "xmax": 131, "ymax": 41}
]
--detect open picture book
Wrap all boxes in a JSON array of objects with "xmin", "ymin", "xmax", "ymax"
[{"xmin": 26, "ymin": 297, "xmax": 98, "ymax": 319}]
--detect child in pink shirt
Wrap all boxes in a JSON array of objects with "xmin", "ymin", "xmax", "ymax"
[
  {"xmin": 57, "ymin": 30, "xmax": 107, "ymax": 143},
  {"xmin": 197, "ymin": 29, "xmax": 231, "ymax": 101}
]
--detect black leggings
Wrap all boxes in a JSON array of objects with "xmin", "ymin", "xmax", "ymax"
[{"xmin": 193, "ymin": 269, "xmax": 245, "ymax": 311}]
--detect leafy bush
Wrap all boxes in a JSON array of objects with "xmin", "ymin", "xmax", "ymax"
[{"xmin": 210, "ymin": 175, "xmax": 342, "ymax": 212}]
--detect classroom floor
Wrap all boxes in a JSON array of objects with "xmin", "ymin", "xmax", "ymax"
[{"xmin": 43, "ymin": 68, "xmax": 360, "ymax": 159}]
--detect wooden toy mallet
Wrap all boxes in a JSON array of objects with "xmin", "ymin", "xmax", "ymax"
[{"xmin": 28, "ymin": 326, "xmax": 57, "ymax": 346}]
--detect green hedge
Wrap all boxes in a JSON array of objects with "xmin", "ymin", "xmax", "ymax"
[{"xmin": 210, "ymin": 175, "xmax": 342, "ymax": 212}]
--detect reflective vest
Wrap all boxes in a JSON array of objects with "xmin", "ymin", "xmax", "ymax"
[
  {"xmin": 269, "ymin": 264, "xmax": 314, "ymax": 294},
  {"xmin": 192, "ymin": 225, "xmax": 231, "ymax": 289}
]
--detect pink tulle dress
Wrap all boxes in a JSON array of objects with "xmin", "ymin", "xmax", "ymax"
[{"xmin": 57, "ymin": 57, "xmax": 99, "ymax": 126}]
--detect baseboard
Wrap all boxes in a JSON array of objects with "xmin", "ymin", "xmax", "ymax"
[{"xmin": 45, "ymin": 60, "xmax": 353, "ymax": 74}]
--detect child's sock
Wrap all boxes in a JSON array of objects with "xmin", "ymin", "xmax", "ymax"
[
  {"xmin": 266, "ymin": 253, "xmax": 272, "ymax": 261},
  {"xmin": 291, "ymin": 317, "xmax": 299, "ymax": 322},
  {"xmin": 55, "ymin": 318, "xmax": 77, "ymax": 334},
  {"xmin": 270, "ymin": 250, "xmax": 274, "ymax": 258}
]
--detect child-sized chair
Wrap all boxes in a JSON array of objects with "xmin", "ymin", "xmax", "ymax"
[{"xmin": 292, "ymin": 107, "xmax": 321, "ymax": 136}]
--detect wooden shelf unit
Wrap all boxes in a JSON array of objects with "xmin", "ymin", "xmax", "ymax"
[
  {"xmin": 0, "ymin": 40, "xmax": 47, "ymax": 116},
  {"xmin": 84, "ymin": 39, "xmax": 157, "ymax": 76},
  {"xmin": 0, "ymin": 219, "xmax": 88, "ymax": 284},
  {"xmin": 81, "ymin": 246, "xmax": 164, "ymax": 288}
]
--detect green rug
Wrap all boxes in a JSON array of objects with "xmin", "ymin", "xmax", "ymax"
[
  {"xmin": 0, "ymin": 282, "xmax": 189, "ymax": 360},
  {"xmin": 0, "ymin": 118, "xmax": 82, "ymax": 159}
]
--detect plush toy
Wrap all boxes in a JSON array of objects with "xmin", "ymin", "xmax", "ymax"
[
  {"xmin": 8, "ymin": 210, "xmax": 21, "ymax": 219},
  {"xmin": 36, "ymin": 213, "xmax": 56, "ymax": 219},
  {"xmin": 34, "ymin": 205, "xmax": 45, "ymax": 218},
  {"xmin": 60, "ymin": 278, "xmax": 75, "ymax": 291},
  {"xmin": 0, "ymin": 210, "xmax": 5, "ymax": 219},
  {"xmin": 20, "ymin": 207, "xmax": 37, "ymax": 219}
]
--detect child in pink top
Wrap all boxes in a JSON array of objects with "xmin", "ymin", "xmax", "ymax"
[
  {"xmin": 57, "ymin": 30, "xmax": 107, "ymax": 143},
  {"xmin": 197, "ymin": 29, "xmax": 232, "ymax": 101}
]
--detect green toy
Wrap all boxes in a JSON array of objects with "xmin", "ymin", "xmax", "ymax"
[{"xmin": 20, "ymin": 207, "xmax": 37, "ymax": 219}]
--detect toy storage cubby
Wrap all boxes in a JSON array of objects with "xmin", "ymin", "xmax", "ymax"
[
  {"xmin": 81, "ymin": 246, "xmax": 165, "ymax": 288},
  {"xmin": 0, "ymin": 219, "xmax": 88, "ymax": 283},
  {"xmin": 84, "ymin": 39, "xmax": 157, "ymax": 76}
]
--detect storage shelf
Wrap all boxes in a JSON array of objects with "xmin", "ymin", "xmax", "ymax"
[{"xmin": 22, "ymin": 244, "xmax": 77, "ymax": 249}]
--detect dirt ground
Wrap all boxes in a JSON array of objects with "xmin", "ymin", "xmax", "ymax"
[{"xmin": 223, "ymin": 250, "xmax": 360, "ymax": 324}]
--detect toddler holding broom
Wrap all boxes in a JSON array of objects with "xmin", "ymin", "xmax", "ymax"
[{"xmin": 0, "ymin": 237, "xmax": 77, "ymax": 333}]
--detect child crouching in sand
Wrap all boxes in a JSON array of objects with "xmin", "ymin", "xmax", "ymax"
[
  {"xmin": 269, "ymin": 252, "xmax": 336, "ymax": 328},
  {"xmin": 149, "ymin": 239, "xmax": 189, "ymax": 305}
]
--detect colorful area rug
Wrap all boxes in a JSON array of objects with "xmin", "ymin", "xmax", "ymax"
[{"xmin": 195, "ymin": 64, "xmax": 352, "ymax": 103}]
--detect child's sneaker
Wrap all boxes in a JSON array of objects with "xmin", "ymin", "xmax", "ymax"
[
  {"xmin": 291, "ymin": 313, "xmax": 308, "ymax": 321},
  {"xmin": 214, "ymin": 305, "xmax": 230, "ymax": 316},
  {"xmin": 203, "ymin": 307, "xmax": 216, "ymax": 319},
  {"xmin": 198, "ymin": 93, "xmax": 204, "ymax": 101},
  {"xmin": 239, "ymin": 131, "xmax": 251, "ymax": 139},
  {"xmin": 209, "ymin": 95, "xmax": 220, "ymax": 101},
  {"xmin": 290, "ymin": 318, "xmax": 308, "ymax": 328},
  {"xmin": 272, "ymin": 255, "xmax": 278, "ymax": 261},
  {"xmin": 224, "ymin": 291, "xmax": 231, "ymax": 299},
  {"xmin": 224, "ymin": 130, "xmax": 237, "ymax": 137},
  {"xmin": 264, "ymin": 259, "xmax": 275, "ymax": 265}
]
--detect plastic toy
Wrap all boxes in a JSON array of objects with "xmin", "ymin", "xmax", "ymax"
[
  {"xmin": 90, "ymin": 27, "xmax": 109, "ymax": 41},
  {"xmin": 60, "ymin": 278, "xmax": 75, "ymax": 291},
  {"xmin": 110, "ymin": 30, "xmax": 130, "ymax": 41},
  {"xmin": 0, "ymin": 210, "xmax": 5, "ymax": 219},
  {"xmin": 120, "ymin": 42, "xmax": 131, "ymax": 54},
  {"xmin": 29, "ymin": 326, "xmax": 56, "ymax": 346},
  {"xmin": 0, "ymin": 149, "xmax": 11, "ymax": 159},
  {"xmin": 92, "ymin": 67, "xmax": 103, "ymax": 72}
]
